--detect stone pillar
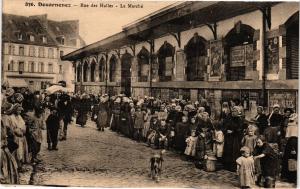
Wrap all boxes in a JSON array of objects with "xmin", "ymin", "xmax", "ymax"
[
  {"xmin": 175, "ymin": 49, "xmax": 186, "ymax": 81},
  {"xmin": 81, "ymin": 64, "xmax": 84, "ymax": 82},
  {"xmin": 87, "ymin": 65, "xmax": 91, "ymax": 82},
  {"xmin": 115, "ymin": 58, "xmax": 122, "ymax": 83},
  {"xmin": 190, "ymin": 89, "xmax": 198, "ymax": 102},
  {"xmin": 131, "ymin": 56, "xmax": 138, "ymax": 83}
]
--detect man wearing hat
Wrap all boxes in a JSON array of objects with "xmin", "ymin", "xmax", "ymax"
[
  {"xmin": 46, "ymin": 107, "xmax": 60, "ymax": 150},
  {"xmin": 253, "ymin": 106, "xmax": 268, "ymax": 134}
]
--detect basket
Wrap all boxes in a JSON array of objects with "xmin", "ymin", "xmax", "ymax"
[{"xmin": 205, "ymin": 155, "xmax": 217, "ymax": 172}]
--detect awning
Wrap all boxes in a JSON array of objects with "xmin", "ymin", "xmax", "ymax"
[{"xmin": 6, "ymin": 78, "xmax": 28, "ymax": 88}]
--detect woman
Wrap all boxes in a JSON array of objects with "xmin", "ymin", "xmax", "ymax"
[
  {"xmin": 96, "ymin": 96, "xmax": 109, "ymax": 132},
  {"xmin": 76, "ymin": 94, "xmax": 90, "ymax": 127},
  {"xmin": 1, "ymin": 103, "xmax": 19, "ymax": 184},
  {"xmin": 254, "ymin": 136, "xmax": 278, "ymax": 188},
  {"xmin": 175, "ymin": 116, "xmax": 191, "ymax": 153},
  {"xmin": 281, "ymin": 113, "xmax": 297, "ymax": 183},
  {"xmin": 8, "ymin": 103, "xmax": 29, "ymax": 169},
  {"xmin": 222, "ymin": 106, "xmax": 245, "ymax": 172}
]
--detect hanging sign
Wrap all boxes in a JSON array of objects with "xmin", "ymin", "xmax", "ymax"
[
  {"xmin": 266, "ymin": 37, "xmax": 279, "ymax": 74},
  {"xmin": 209, "ymin": 40, "xmax": 222, "ymax": 77}
]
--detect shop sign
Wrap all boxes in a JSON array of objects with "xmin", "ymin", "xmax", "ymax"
[{"xmin": 269, "ymin": 91, "xmax": 296, "ymax": 112}]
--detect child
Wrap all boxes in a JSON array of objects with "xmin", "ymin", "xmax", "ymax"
[
  {"xmin": 241, "ymin": 125, "xmax": 258, "ymax": 155},
  {"xmin": 156, "ymin": 120, "xmax": 169, "ymax": 149},
  {"xmin": 147, "ymin": 115, "xmax": 160, "ymax": 147},
  {"xmin": 46, "ymin": 107, "xmax": 60, "ymax": 151},
  {"xmin": 184, "ymin": 130, "xmax": 198, "ymax": 159},
  {"xmin": 212, "ymin": 123, "xmax": 224, "ymax": 160},
  {"xmin": 236, "ymin": 146, "xmax": 255, "ymax": 188},
  {"xmin": 133, "ymin": 106, "xmax": 144, "ymax": 142}
]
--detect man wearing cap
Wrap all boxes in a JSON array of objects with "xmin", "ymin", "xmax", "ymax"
[{"xmin": 46, "ymin": 107, "xmax": 60, "ymax": 150}]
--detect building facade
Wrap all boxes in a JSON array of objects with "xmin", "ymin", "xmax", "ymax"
[
  {"xmin": 62, "ymin": 2, "xmax": 299, "ymax": 119},
  {"xmin": 2, "ymin": 14, "xmax": 85, "ymax": 91}
]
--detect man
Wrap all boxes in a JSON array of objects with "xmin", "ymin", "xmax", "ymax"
[
  {"xmin": 254, "ymin": 106, "xmax": 268, "ymax": 135},
  {"xmin": 46, "ymin": 107, "xmax": 60, "ymax": 150},
  {"xmin": 264, "ymin": 104, "xmax": 284, "ymax": 143},
  {"xmin": 57, "ymin": 94, "xmax": 73, "ymax": 140}
]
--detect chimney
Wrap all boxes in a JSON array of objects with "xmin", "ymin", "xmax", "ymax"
[
  {"xmin": 29, "ymin": 14, "xmax": 48, "ymax": 30},
  {"xmin": 61, "ymin": 20, "xmax": 79, "ymax": 36}
]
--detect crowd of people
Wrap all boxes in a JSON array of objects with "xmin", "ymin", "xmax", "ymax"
[{"xmin": 0, "ymin": 86, "xmax": 298, "ymax": 188}]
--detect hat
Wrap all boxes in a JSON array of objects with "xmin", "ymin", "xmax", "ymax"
[
  {"xmin": 11, "ymin": 103, "xmax": 23, "ymax": 114},
  {"xmin": 1, "ymin": 102, "xmax": 13, "ymax": 114},
  {"xmin": 284, "ymin": 108, "xmax": 294, "ymax": 114},
  {"xmin": 257, "ymin": 106, "xmax": 264, "ymax": 111},
  {"xmin": 5, "ymin": 88, "xmax": 15, "ymax": 97},
  {"xmin": 14, "ymin": 93, "xmax": 24, "ymax": 103},
  {"xmin": 273, "ymin": 104, "xmax": 280, "ymax": 108}
]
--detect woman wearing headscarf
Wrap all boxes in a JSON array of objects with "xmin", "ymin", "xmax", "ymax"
[
  {"xmin": 8, "ymin": 103, "xmax": 29, "ymax": 169},
  {"xmin": 222, "ymin": 106, "xmax": 245, "ymax": 172},
  {"xmin": 0, "ymin": 103, "xmax": 19, "ymax": 184}
]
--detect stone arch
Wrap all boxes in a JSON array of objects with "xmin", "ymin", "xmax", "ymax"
[
  {"xmin": 99, "ymin": 57, "xmax": 106, "ymax": 82},
  {"xmin": 83, "ymin": 60, "xmax": 89, "ymax": 82},
  {"xmin": 184, "ymin": 33, "xmax": 207, "ymax": 81},
  {"xmin": 109, "ymin": 54, "xmax": 117, "ymax": 82},
  {"xmin": 121, "ymin": 51, "xmax": 133, "ymax": 96},
  {"xmin": 285, "ymin": 11, "xmax": 299, "ymax": 79},
  {"xmin": 76, "ymin": 63, "xmax": 82, "ymax": 82},
  {"xmin": 90, "ymin": 57, "xmax": 97, "ymax": 82},
  {"xmin": 224, "ymin": 23, "xmax": 255, "ymax": 81},
  {"xmin": 137, "ymin": 47, "xmax": 150, "ymax": 82},
  {"xmin": 157, "ymin": 41, "xmax": 175, "ymax": 81}
]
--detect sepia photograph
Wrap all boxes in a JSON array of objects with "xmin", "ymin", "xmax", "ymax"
[{"xmin": 1, "ymin": 0, "xmax": 299, "ymax": 188}]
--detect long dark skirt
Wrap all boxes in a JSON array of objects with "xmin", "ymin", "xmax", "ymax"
[
  {"xmin": 76, "ymin": 111, "xmax": 88, "ymax": 126},
  {"xmin": 281, "ymin": 137, "xmax": 297, "ymax": 182}
]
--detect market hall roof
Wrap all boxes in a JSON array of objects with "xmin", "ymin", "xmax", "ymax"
[{"xmin": 62, "ymin": 1, "xmax": 279, "ymax": 61}]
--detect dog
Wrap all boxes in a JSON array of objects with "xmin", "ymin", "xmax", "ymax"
[{"xmin": 149, "ymin": 150, "xmax": 165, "ymax": 182}]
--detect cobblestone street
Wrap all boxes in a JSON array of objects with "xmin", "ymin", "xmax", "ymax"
[{"xmin": 30, "ymin": 120, "xmax": 295, "ymax": 188}]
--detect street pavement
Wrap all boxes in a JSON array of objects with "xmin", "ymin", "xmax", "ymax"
[{"xmin": 30, "ymin": 119, "xmax": 296, "ymax": 188}]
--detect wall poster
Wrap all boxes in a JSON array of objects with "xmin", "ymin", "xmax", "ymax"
[
  {"xmin": 209, "ymin": 40, "xmax": 223, "ymax": 77},
  {"xmin": 266, "ymin": 37, "xmax": 279, "ymax": 74}
]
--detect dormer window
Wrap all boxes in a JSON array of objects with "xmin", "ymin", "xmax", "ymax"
[
  {"xmin": 42, "ymin": 36, "xmax": 47, "ymax": 43},
  {"xmin": 17, "ymin": 33, "xmax": 23, "ymax": 40},
  {"xmin": 30, "ymin": 35, "xmax": 35, "ymax": 42},
  {"xmin": 56, "ymin": 36, "xmax": 65, "ymax": 45}
]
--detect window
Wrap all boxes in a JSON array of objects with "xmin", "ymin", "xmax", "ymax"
[
  {"xmin": 29, "ymin": 81, "xmax": 34, "ymax": 85},
  {"xmin": 225, "ymin": 23, "xmax": 255, "ymax": 81},
  {"xmin": 19, "ymin": 46, "xmax": 25, "ymax": 56},
  {"xmin": 48, "ymin": 48, "xmax": 54, "ymax": 58},
  {"xmin": 38, "ymin": 47, "xmax": 45, "ymax": 57},
  {"xmin": 8, "ymin": 45, "xmax": 15, "ymax": 55},
  {"xmin": 158, "ymin": 41, "xmax": 175, "ymax": 82},
  {"xmin": 41, "ymin": 81, "xmax": 47, "ymax": 89},
  {"xmin": 18, "ymin": 61, "xmax": 24, "ymax": 72},
  {"xmin": 60, "ymin": 50, "xmax": 64, "ymax": 58},
  {"xmin": 57, "ymin": 36, "xmax": 65, "ymax": 45},
  {"xmin": 8, "ymin": 60, "xmax": 14, "ymax": 71},
  {"xmin": 29, "ymin": 35, "xmax": 35, "ymax": 42},
  {"xmin": 184, "ymin": 33, "xmax": 207, "ymax": 81},
  {"xmin": 59, "ymin": 65, "xmax": 63, "ymax": 74},
  {"xmin": 48, "ymin": 63, "xmax": 53, "ymax": 73},
  {"xmin": 29, "ymin": 46, "xmax": 35, "ymax": 57},
  {"xmin": 17, "ymin": 33, "xmax": 23, "ymax": 40},
  {"xmin": 42, "ymin": 36, "xmax": 47, "ymax": 43},
  {"xmin": 28, "ymin": 61, "xmax": 35, "ymax": 72},
  {"xmin": 137, "ymin": 47, "xmax": 150, "ymax": 82},
  {"xmin": 38, "ymin": 62, "xmax": 44, "ymax": 72}
]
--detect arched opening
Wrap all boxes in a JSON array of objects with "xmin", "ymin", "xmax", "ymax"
[
  {"xmin": 109, "ymin": 55, "xmax": 117, "ymax": 82},
  {"xmin": 225, "ymin": 23, "xmax": 255, "ymax": 81},
  {"xmin": 158, "ymin": 41, "xmax": 175, "ymax": 81},
  {"xmin": 137, "ymin": 47, "xmax": 150, "ymax": 82},
  {"xmin": 99, "ymin": 57, "xmax": 105, "ymax": 82},
  {"xmin": 77, "ymin": 64, "xmax": 81, "ymax": 82},
  {"xmin": 184, "ymin": 33, "xmax": 207, "ymax": 81},
  {"xmin": 285, "ymin": 11, "xmax": 299, "ymax": 79},
  {"xmin": 90, "ymin": 59, "xmax": 96, "ymax": 82},
  {"xmin": 121, "ymin": 52, "xmax": 132, "ymax": 97},
  {"xmin": 83, "ymin": 61, "xmax": 88, "ymax": 82}
]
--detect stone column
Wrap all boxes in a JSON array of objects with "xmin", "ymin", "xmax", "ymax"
[
  {"xmin": 115, "ymin": 58, "xmax": 122, "ymax": 83},
  {"xmin": 131, "ymin": 56, "xmax": 138, "ymax": 83},
  {"xmin": 175, "ymin": 49, "xmax": 186, "ymax": 81}
]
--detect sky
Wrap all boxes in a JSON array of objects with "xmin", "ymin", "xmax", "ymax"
[{"xmin": 3, "ymin": 0, "xmax": 176, "ymax": 45}]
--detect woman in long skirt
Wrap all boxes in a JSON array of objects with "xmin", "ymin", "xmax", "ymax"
[
  {"xmin": 8, "ymin": 104, "xmax": 30, "ymax": 169},
  {"xmin": 142, "ymin": 108, "xmax": 152, "ymax": 141}
]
